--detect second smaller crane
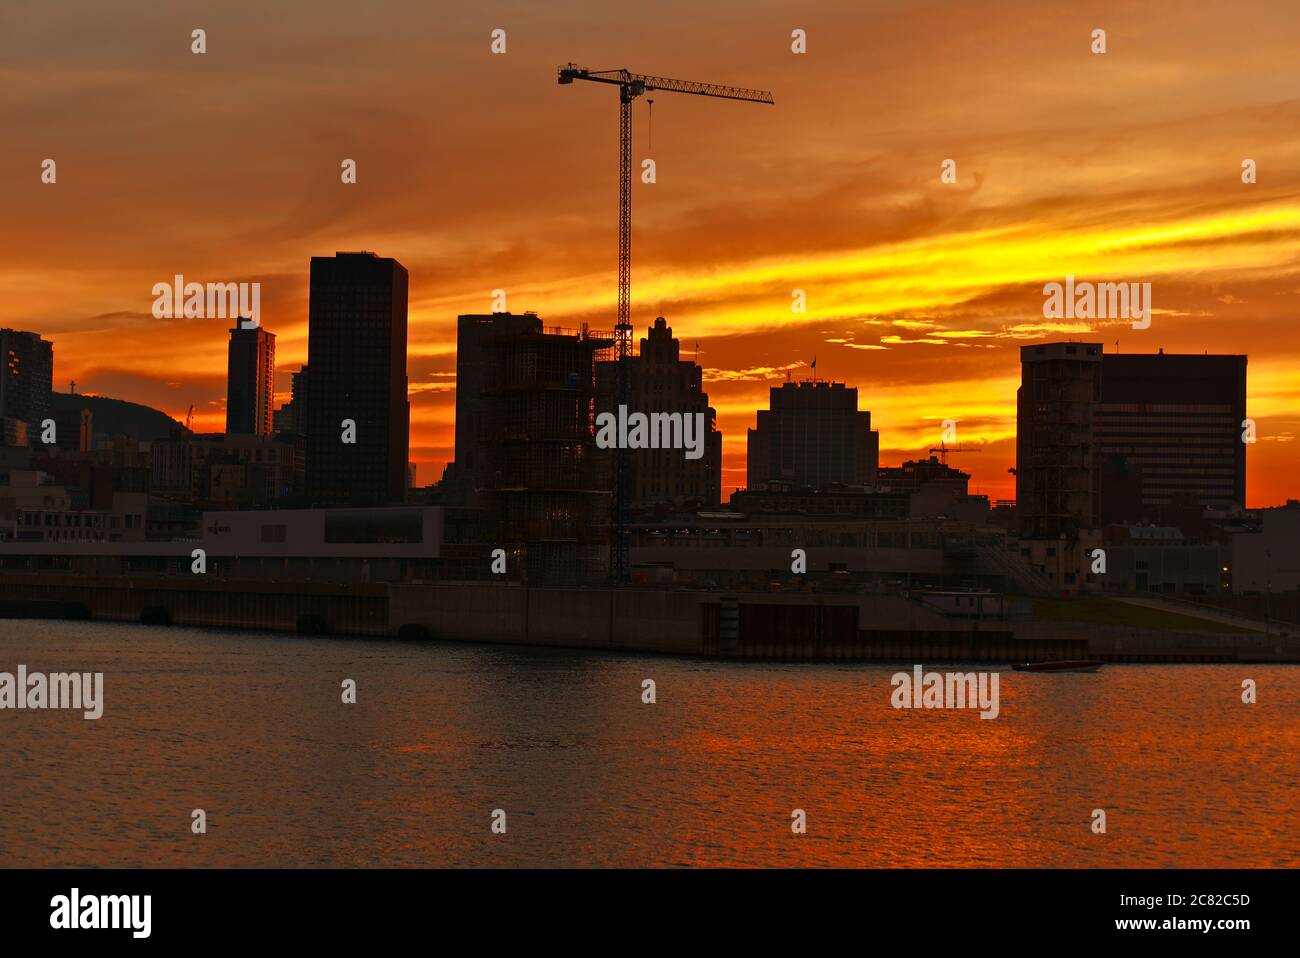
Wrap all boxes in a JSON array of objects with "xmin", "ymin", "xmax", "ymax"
[{"xmin": 929, "ymin": 441, "xmax": 982, "ymax": 466}]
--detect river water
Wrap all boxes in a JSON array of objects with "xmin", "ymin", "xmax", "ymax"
[{"xmin": 1, "ymin": 619, "xmax": 1296, "ymax": 867}]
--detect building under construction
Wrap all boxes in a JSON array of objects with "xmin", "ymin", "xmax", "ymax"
[
  {"xmin": 445, "ymin": 313, "xmax": 613, "ymax": 583},
  {"xmin": 1015, "ymin": 342, "xmax": 1104, "ymax": 591},
  {"xmin": 1016, "ymin": 342, "xmax": 1102, "ymax": 539}
]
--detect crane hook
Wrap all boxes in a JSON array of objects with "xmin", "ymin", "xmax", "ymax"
[{"xmin": 647, "ymin": 98, "xmax": 654, "ymax": 149}]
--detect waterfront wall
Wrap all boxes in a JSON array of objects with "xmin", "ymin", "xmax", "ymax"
[
  {"xmin": 387, "ymin": 585, "xmax": 968, "ymax": 654},
  {"xmin": 387, "ymin": 585, "xmax": 713, "ymax": 654},
  {"xmin": 2, "ymin": 574, "xmax": 1297, "ymax": 662},
  {"xmin": 0, "ymin": 574, "xmax": 389, "ymax": 635}
]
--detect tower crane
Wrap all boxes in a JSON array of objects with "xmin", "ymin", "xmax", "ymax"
[
  {"xmin": 929, "ymin": 441, "xmax": 983, "ymax": 466},
  {"xmin": 558, "ymin": 64, "xmax": 773, "ymax": 583}
]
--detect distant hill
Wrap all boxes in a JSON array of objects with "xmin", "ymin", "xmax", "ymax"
[{"xmin": 49, "ymin": 392, "xmax": 191, "ymax": 441}]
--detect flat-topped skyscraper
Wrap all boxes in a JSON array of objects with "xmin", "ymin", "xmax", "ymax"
[
  {"xmin": 226, "ymin": 322, "xmax": 275, "ymax": 436},
  {"xmin": 304, "ymin": 252, "xmax": 409, "ymax": 506},
  {"xmin": 1098, "ymin": 350, "xmax": 1246, "ymax": 512}
]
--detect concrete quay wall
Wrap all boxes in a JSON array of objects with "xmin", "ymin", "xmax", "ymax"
[{"xmin": 2, "ymin": 575, "xmax": 1297, "ymax": 662}]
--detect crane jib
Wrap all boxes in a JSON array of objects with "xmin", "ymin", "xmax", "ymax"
[{"xmin": 558, "ymin": 65, "xmax": 774, "ymax": 105}]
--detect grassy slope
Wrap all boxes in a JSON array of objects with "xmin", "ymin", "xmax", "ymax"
[{"xmin": 1032, "ymin": 597, "xmax": 1254, "ymax": 634}]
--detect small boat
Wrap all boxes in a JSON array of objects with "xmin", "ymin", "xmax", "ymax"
[{"xmin": 1013, "ymin": 659, "xmax": 1104, "ymax": 673}]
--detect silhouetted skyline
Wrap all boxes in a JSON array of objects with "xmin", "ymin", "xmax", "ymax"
[{"xmin": 6, "ymin": 2, "xmax": 1300, "ymax": 505}]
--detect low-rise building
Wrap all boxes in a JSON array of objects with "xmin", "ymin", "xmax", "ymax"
[
  {"xmin": 1097, "ymin": 524, "xmax": 1228, "ymax": 595},
  {"xmin": 1231, "ymin": 501, "xmax": 1300, "ymax": 594},
  {"xmin": 0, "ymin": 468, "xmax": 146, "ymax": 543},
  {"xmin": 0, "ymin": 505, "xmax": 484, "ymax": 583},
  {"xmin": 628, "ymin": 513, "xmax": 1014, "ymax": 592}
]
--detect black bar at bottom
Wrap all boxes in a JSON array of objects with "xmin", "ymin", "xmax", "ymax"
[{"xmin": 0, "ymin": 868, "xmax": 1290, "ymax": 945}]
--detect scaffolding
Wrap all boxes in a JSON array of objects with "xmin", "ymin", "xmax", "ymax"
[
  {"xmin": 475, "ymin": 324, "xmax": 615, "ymax": 583},
  {"xmin": 1018, "ymin": 351, "xmax": 1101, "ymax": 539}
]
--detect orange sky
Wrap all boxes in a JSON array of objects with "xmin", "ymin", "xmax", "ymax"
[{"xmin": 3, "ymin": 0, "xmax": 1298, "ymax": 504}]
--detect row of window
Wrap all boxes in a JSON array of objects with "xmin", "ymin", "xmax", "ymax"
[{"xmin": 20, "ymin": 511, "xmax": 142, "ymax": 529}]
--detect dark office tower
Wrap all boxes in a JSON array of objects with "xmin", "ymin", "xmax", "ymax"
[
  {"xmin": 746, "ymin": 380, "xmax": 878, "ymax": 490},
  {"xmin": 226, "ymin": 323, "xmax": 276, "ymax": 436},
  {"xmin": 1097, "ymin": 350, "xmax": 1247, "ymax": 512},
  {"xmin": 595, "ymin": 317, "xmax": 722, "ymax": 508},
  {"xmin": 0, "ymin": 328, "xmax": 54, "ymax": 447},
  {"xmin": 304, "ymin": 252, "xmax": 409, "ymax": 506},
  {"xmin": 446, "ymin": 312, "xmax": 613, "ymax": 583},
  {"xmin": 1016, "ymin": 342, "xmax": 1103, "ymax": 538}
]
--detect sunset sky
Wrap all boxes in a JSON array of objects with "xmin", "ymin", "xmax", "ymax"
[{"xmin": 3, "ymin": 0, "xmax": 1298, "ymax": 504}]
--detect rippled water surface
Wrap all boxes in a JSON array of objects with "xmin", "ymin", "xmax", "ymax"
[{"xmin": 1, "ymin": 620, "xmax": 1296, "ymax": 867}]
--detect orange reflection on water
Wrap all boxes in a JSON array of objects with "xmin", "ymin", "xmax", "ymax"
[{"xmin": 2, "ymin": 624, "xmax": 1297, "ymax": 868}]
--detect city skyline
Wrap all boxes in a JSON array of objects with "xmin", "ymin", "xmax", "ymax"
[
  {"xmin": 4, "ymin": 1, "xmax": 1300, "ymax": 504},
  {"xmin": 1, "ymin": 310, "xmax": 1276, "ymax": 504}
]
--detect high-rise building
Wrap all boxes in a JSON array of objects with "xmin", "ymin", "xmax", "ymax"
[
  {"xmin": 0, "ymin": 329, "xmax": 54, "ymax": 447},
  {"xmin": 746, "ymin": 380, "xmax": 878, "ymax": 490},
  {"xmin": 446, "ymin": 312, "xmax": 541, "ymax": 498},
  {"xmin": 1015, "ymin": 342, "xmax": 1104, "ymax": 592},
  {"xmin": 304, "ymin": 252, "xmax": 409, "ymax": 506},
  {"xmin": 226, "ymin": 323, "xmax": 276, "ymax": 436},
  {"xmin": 1097, "ymin": 350, "xmax": 1246, "ymax": 511},
  {"xmin": 1016, "ymin": 342, "xmax": 1103, "ymax": 538},
  {"xmin": 446, "ymin": 312, "xmax": 613, "ymax": 583},
  {"xmin": 595, "ymin": 317, "xmax": 722, "ymax": 508}
]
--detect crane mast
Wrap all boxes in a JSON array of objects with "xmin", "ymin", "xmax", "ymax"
[{"xmin": 558, "ymin": 64, "xmax": 773, "ymax": 584}]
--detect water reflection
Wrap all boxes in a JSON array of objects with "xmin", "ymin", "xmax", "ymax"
[{"xmin": 1, "ymin": 621, "xmax": 1296, "ymax": 867}]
